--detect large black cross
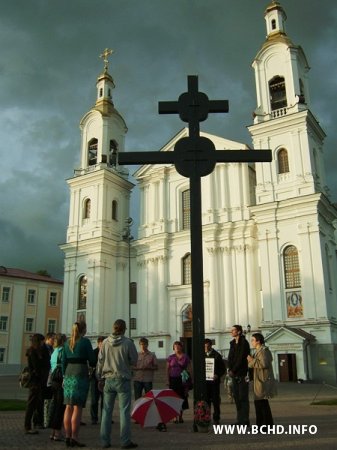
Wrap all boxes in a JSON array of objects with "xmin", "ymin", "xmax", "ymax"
[{"xmin": 117, "ymin": 75, "xmax": 271, "ymax": 407}]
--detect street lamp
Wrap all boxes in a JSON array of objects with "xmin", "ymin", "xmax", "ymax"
[{"xmin": 122, "ymin": 217, "xmax": 133, "ymax": 338}]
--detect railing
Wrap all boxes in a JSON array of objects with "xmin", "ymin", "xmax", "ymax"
[{"xmin": 272, "ymin": 107, "xmax": 287, "ymax": 118}]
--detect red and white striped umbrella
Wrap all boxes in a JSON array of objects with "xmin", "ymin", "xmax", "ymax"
[{"xmin": 131, "ymin": 389, "xmax": 183, "ymax": 427}]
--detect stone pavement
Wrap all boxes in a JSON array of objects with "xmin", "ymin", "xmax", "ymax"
[{"xmin": 1, "ymin": 376, "xmax": 337, "ymax": 450}]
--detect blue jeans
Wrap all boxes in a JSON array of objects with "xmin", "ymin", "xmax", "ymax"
[
  {"xmin": 133, "ymin": 380, "xmax": 152, "ymax": 400},
  {"xmin": 100, "ymin": 378, "xmax": 132, "ymax": 447}
]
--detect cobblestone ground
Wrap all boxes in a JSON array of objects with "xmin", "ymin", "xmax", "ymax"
[{"xmin": 0, "ymin": 379, "xmax": 337, "ymax": 450}]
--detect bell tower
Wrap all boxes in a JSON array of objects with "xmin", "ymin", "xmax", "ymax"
[
  {"xmin": 249, "ymin": 0, "xmax": 328, "ymax": 204},
  {"xmin": 61, "ymin": 49, "xmax": 134, "ymax": 337},
  {"xmin": 249, "ymin": 2, "xmax": 337, "ymax": 369}
]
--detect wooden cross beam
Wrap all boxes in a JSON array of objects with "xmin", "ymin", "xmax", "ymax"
[{"xmin": 117, "ymin": 75, "xmax": 271, "ymax": 412}]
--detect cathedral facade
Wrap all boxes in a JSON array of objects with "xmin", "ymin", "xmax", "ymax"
[{"xmin": 61, "ymin": 2, "xmax": 337, "ymax": 384}]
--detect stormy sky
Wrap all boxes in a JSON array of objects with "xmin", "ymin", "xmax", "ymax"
[{"xmin": 1, "ymin": 0, "xmax": 336, "ymax": 280}]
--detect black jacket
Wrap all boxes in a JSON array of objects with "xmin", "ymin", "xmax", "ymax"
[{"xmin": 227, "ymin": 335, "xmax": 250, "ymax": 377}]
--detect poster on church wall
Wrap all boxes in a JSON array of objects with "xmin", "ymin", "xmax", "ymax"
[
  {"xmin": 286, "ymin": 291, "xmax": 303, "ymax": 318},
  {"xmin": 77, "ymin": 311, "xmax": 86, "ymax": 323}
]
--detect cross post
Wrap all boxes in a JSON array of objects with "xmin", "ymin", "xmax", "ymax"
[{"xmin": 117, "ymin": 75, "xmax": 271, "ymax": 425}]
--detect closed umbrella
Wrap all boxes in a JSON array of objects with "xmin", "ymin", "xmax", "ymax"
[{"xmin": 131, "ymin": 389, "xmax": 184, "ymax": 427}]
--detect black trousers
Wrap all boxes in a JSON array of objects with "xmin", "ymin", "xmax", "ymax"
[
  {"xmin": 90, "ymin": 378, "xmax": 103, "ymax": 422},
  {"xmin": 25, "ymin": 385, "xmax": 43, "ymax": 430},
  {"xmin": 254, "ymin": 399, "xmax": 274, "ymax": 427},
  {"xmin": 205, "ymin": 381, "xmax": 221, "ymax": 422},
  {"xmin": 49, "ymin": 384, "xmax": 66, "ymax": 430},
  {"xmin": 232, "ymin": 377, "xmax": 250, "ymax": 425}
]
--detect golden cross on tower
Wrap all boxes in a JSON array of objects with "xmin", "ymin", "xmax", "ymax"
[{"xmin": 100, "ymin": 48, "xmax": 114, "ymax": 71}]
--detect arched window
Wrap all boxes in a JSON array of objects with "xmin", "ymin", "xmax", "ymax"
[
  {"xmin": 182, "ymin": 253, "xmax": 191, "ymax": 285},
  {"xmin": 283, "ymin": 245, "xmax": 301, "ymax": 288},
  {"xmin": 78, "ymin": 276, "xmax": 87, "ymax": 310},
  {"xmin": 88, "ymin": 138, "xmax": 98, "ymax": 166},
  {"xmin": 109, "ymin": 140, "xmax": 118, "ymax": 166},
  {"xmin": 99, "ymin": 88, "xmax": 103, "ymax": 97},
  {"xmin": 271, "ymin": 19, "xmax": 276, "ymax": 30},
  {"xmin": 182, "ymin": 304, "xmax": 192, "ymax": 337},
  {"xmin": 83, "ymin": 199, "xmax": 91, "ymax": 219},
  {"xmin": 112, "ymin": 200, "xmax": 118, "ymax": 221},
  {"xmin": 269, "ymin": 76, "xmax": 287, "ymax": 111},
  {"xmin": 278, "ymin": 148, "xmax": 289, "ymax": 174},
  {"xmin": 182, "ymin": 189, "xmax": 190, "ymax": 230}
]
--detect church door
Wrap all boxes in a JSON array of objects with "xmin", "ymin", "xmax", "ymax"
[{"xmin": 278, "ymin": 354, "xmax": 297, "ymax": 382}]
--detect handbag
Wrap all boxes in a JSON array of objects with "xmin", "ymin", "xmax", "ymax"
[
  {"xmin": 181, "ymin": 369, "xmax": 193, "ymax": 391},
  {"xmin": 51, "ymin": 348, "xmax": 63, "ymax": 386},
  {"xmin": 19, "ymin": 366, "xmax": 32, "ymax": 388},
  {"xmin": 263, "ymin": 376, "xmax": 277, "ymax": 398}
]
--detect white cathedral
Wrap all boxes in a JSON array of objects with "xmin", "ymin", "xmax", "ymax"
[{"xmin": 61, "ymin": 1, "xmax": 337, "ymax": 385}]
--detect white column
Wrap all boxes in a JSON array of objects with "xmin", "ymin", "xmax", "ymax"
[
  {"xmin": 147, "ymin": 259, "xmax": 157, "ymax": 333},
  {"xmin": 223, "ymin": 247, "xmax": 235, "ymax": 328},
  {"xmin": 157, "ymin": 256, "xmax": 167, "ymax": 333}
]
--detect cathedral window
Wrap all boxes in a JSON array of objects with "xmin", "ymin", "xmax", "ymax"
[
  {"xmin": 130, "ymin": 318, "xmax": 137, "ymax": 330},
  {"xmin": 182, "ymin": 253, "xmax": 191, "ymax": 285},
  {"xmin": 88, "ymin": 138, "xmax": 98, "ymax": 166},
  {"xmin": 99, "ymin": 88, "xmax": 103, "ymax": 97},
  {"xmin": 269, "ymin": 76, "xmax": 287, "ymax": 111},
  {"xmin": 78, "ymin": 276, "xmax": 87, "ymax": 310},
  {"xmin": 277, "ymin": 148, "xmax": 289, "ymax": 174},
  {"xmin": 130, "ymin": 282, "xmax": 137, "ymax": 304},
  {"xmin": 283, "ymin": 245, "xmax": 301, "ymax": 288},
  {"xmin": 84, "ymin": 199, "xmax": 91, "ymax": 219},
  {"xmin": 182, "ymin": 189, "xmax": 190, "ymax": 230},
  {"xmin": 112, "ymin": 200, "xmax": 118, "ymax": 221},
  {"xmin": 271, "ymin": 19, "xmax": 276, "ymax": 30}
]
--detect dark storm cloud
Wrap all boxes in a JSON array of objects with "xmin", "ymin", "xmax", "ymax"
[{"xmin": 1, "ymin": 0, "xmax": 337, "ymax": 279}]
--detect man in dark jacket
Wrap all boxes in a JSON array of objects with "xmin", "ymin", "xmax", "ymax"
[
  {"xmin": 204, "ymin": 339, "xmax": 226, "ymax": 425},
  {"xmin": 227, "ymin": 325, "xmax": 250, "ymax": 426}
]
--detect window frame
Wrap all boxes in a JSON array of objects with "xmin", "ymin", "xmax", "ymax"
[
  {"xmin": 27, "ymin": 289, "xmax": 36, "ymax": 304},
  {"xmin": 182, "ymin": 253, "xmax": 192, "ymax": 285},
  {"xmin": 49, "ymin": 292, "xmax": 57, "ymax": 307},
  {"xmin": 1, "ymin": 287, "xmax": 10, "ymax": 303},
  {"xmin": 277, "ymin": 148, "xmax": 289, "ymax": 174},
  {"xmin": 182, "ymin": 189, "xmax": 190, "ymax": 230},
  {"xmin": 283, "ymin": 245, "xmax": 301, "ymax": 289},
  {"xmin": 25, "ymin": 317, "xmax": 34, "ymax": 332},
  {"xmin": 0, "ymin": 316, "xmax": 8, "ymax": 332},
  {"xmin": 47, "ymin": 319, "xmax": 56, "ymax": 333}
]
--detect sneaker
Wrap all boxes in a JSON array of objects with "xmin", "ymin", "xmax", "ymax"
[{"xmin": 121, "ymin": 443, "xmax": 138, "ymax": 449}]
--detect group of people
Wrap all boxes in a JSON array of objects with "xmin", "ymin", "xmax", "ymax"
[
  {"xmin": 24, "ymin": 320, "xmax": 139, "ymax": 448},
  {"xmin": 23, "ymin": 320, "xmax": 276, "ymax": 448},
  {"xmin": 227, "ymin": 324, "xmax": 276, "ymax": 429}
]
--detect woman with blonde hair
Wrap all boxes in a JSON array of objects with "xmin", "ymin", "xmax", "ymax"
[{"xmin": 62, "ymin": 322, "xmax": 95, "ymax": 447}]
